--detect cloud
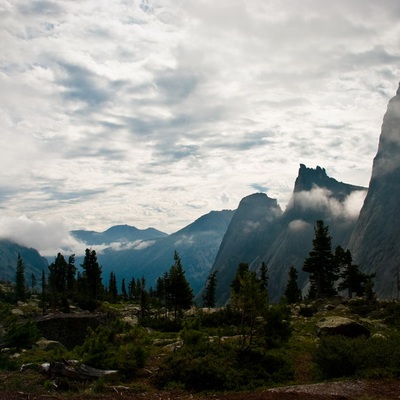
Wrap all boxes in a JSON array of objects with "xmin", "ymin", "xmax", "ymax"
[
  {"xmin": 0, "ymin": 0, "xmax": 399, "ymax": 239},
  {"xmin": 0, "ymin": 216, "xmax": 85, "ymax": 256},
  {"xmin": 292, "ymin": 187, "xmax": 367, "ymax": 220},
  {"xmin": 288, "ymin": 219, "xmax": 311, "ymax": 232}
]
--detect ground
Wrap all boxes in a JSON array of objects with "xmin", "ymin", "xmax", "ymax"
[{"xmin": 0, "ymin": 379, "xmax": 399, "ymax": 400}]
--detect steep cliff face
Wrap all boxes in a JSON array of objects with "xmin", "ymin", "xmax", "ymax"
[
  {"xmin": 205, "ymin": 193, "xmax": 282, "ymax": 305},
  {"xmin": 265, "ymin": 165, "xmax": 366, "ymax": 302},
  {"xmin": 205, "ymin": 166, "xmax": 366, "ymax": 305},
  {"xmin": 348, "ymin": 83, "xmax": 400, "ymax": 298}
]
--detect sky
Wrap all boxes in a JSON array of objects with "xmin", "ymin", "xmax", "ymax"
[{"xmin": 1, "ymin": 0, "xmax": 400, "ymax": 255}]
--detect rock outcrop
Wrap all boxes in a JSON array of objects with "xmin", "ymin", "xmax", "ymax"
[
  {"xmin": 264, "ymin": 164, "xmax": 366, "ymax": 302},
  {"xmin": 315, "ymin": 316, "xmax": 370, "ymax": 338},
  {"xmin": 348, "ymin": 83, "xmax": 400, "ymax": 298},
  {"xmin": 203, "ymin": 193, "xmax": 282, "ymax": 305},
  {"xmin": 204, "ymin": 166, "xmax": 366, "ymax": 305}
]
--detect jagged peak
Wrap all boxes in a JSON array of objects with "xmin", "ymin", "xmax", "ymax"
[{"xmin": 397, "ymin": 81, "xmax": 400, "ymax": 96}]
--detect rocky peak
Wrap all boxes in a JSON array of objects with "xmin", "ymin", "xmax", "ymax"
[{"xmin": 348, "ymin": 82, "xmax": 400, "ymax": 298}]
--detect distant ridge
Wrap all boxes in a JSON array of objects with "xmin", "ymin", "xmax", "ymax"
[{"xmin": 71, "ymin": 224, "xmax": 167, "ymax": 245}]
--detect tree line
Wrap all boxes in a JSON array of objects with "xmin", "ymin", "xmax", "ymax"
[{"xmin": 7, "ymin": 219, "xmax": 376, "ymax": 316}]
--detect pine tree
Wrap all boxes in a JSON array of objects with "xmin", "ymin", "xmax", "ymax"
[
  {"xmin": 166, "ymin": 251, "xmax": 193, "ymax": 321},
  {"xmin": 15, "ymin": 253, "xmax": 26, "ymax": 302},
  {"xmin": 108, "ymin": 272, "xmax": 118, "ymax": 302},
  {"xmin": 335, "ymin": 246, "xmax": 375, "ymax": 298},
  {"xmin": 121, "ymin": 278, "xmax": 127, "ymax": 300},
  {"xmin": 139, "ymin": 276, "xmax": 149, "ymax": 318},
  {"xmin": 284, "ymin": 266, "xmax": 302, "ymax": 304},
  {"xmin": 66, "ymin": 254, "xmax": 77, "ymax": 297},
  {"xmin": 41, "ymin": 270, "xmax": 47, "ymax": 315},
  {"xmin": 203, "ymin": 271, "xmax": 217, "ymax": 308},
  {"xmin": 231, "ymin": 263, "xmax": 250, "ymax": 295},
  {"xmin": 230, "ymin": 266, "xmax": 269, "ymax": 350},
  {"xmin": 31, "ymin": 273, "xmax": 37, "ymax": 294},
  {"xmin": 303, "ymin": 220, "xmax": 339, "ymax": 299},
  {"xmin": 48, "ymin": 253, "xmax": 68, "ymax": 309},
  {"xmin": 79, "ymin": 249, "xmax": 104, "ymax": 310}
]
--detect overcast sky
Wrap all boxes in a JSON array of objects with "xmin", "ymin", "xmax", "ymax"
[{"xmin": 1, "ymin": 0, "xmax": 400, "ymax": 254}]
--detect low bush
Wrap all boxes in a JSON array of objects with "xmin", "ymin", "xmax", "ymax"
[
  {"xmin": 154, "ymin": 340, "xmax": 293, "ymax": 391},
  {"xmin": 74, "ymin": 320, "xmax": 150, "ymax": 380},
  {"xmin": 313, "ymin": 331, "xmax": 400, "ymax": 379}
]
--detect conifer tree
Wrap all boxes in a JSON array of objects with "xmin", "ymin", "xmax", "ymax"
[
  {"xmin": 15, "ymin": 253, "xmax": 26, "ymax": 302},
  {"xmin": 48, "ymin": 253, "xmax": 68, "ymax": 309},
  {"xmin": 79, "ymin": 249, "xmax": 104, "ymax": 310},
  {"xmin": 284, "ymin": 266, "xmax": 302, "ymax": 304},
  {"xmin": 166, "ymin": 251, "xmax": 193, "ymax": 321},
  {"xmin": 203, "ymin": 271, "xmax": 217, "ymax": 308},
  {"xmin": 303, "ymin": 220, "xmax": 339, "ymax": 299},
  {"xmin": 108, "ymin": 272, "xmax": 118, "ymax": 302},
  {"xmin": 66, "ymin": 254, "xmax": 77, "ymax": 297},
  {"xmin": 230, "ymin": 265, "xmax": 269, "ymax": 350},
  {"xmin": 121, "ymin": 278, "xmax": 128, "ymax": 300},
  {"xmin": 335, "ymin": 246, "xmax": 375, "ymax": 298}
]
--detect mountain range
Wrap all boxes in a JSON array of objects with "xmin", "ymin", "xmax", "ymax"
[{"xmin": 2, "ymin": 83, "xmax": 400, "ymax": 304}]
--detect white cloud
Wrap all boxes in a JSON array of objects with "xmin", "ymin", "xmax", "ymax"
[
  {"xmin": 292, "ymin": 187, "xmax": 367, "ymax": 220},
  {"xmin": 0, "ymin": 216, "xmax": 85, "ymax": 256},
  {"xmin": 288, "ymin": 219, "xmax": 311, "ymax": 232},
  {"xmin": 0, "ymin": 0, "xmax": 399, "ymax": 242}
]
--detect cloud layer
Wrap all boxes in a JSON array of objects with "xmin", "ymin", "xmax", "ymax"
[{"xmin": 1, "ymin": 0, "xmax": 400, "ymax": 253}]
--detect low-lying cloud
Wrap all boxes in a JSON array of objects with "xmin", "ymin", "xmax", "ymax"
[
  {"xmin": 0, "ymin": 216, "xmax": 86, "ymax": 257},
  {"xmin": 292, "ymin": 186, "xmax": 367, "ymax": 220}
]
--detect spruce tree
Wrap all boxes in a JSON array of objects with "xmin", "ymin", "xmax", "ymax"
[
  {"xmin": 15, "ymin": 253, "xmax": 26, "ymax": 302},
  {"xmin": 166, "ymin": 251, "xmax": 193, "ymax": 321},
  {"xmin": 284, "ymin": 266, "xmax": 302, "ymax": 304},
  {"xmin": 48, "ymin": 253, "xmax": 68, "ymax": 309},
  {"xmin": 302, "ymin": 220, "xmax": 339, "ymax": 299},
  {"xmin": 79, "ymin": 249, "xmax": 104, "ymax": 310},
  {"xmin": 203, "ymin": 271, "xmax": 217, "ymax": 308},
  {"xmin": 335, "ymin": 246, "xmax": 375, "ymax": 298},
  {"xmin": 121, "ymin": 278, "xmax": 128, "ymax": 300},
  {"xmin": 108, "ymin": 272, "xmax": 118, "ymax": 302}
]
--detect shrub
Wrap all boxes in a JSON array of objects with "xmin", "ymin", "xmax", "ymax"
[
  {"xmin": 4, "ymin": 319, "xmax": 40, "ymax": 349},
  {"xmin": 313, "ymin": 332, "xmax": 400, "ymax": 379},
  {"xmin": 263, "ymin": 305, "xmax": 292, "ymax": 349},
  {"xmin": 74, "ymin": 320, "xmax": 150, "ymax": 380},
  {"xmin": 154, "ymin": 341, "xmax": 293, "ymax": 391}
]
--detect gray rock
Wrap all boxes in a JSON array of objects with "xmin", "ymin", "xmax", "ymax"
[
  {"xmin": 316, "ymin": 316, "xmax": 370, "ymax": 338},
  {"xmin": 36, "ymin": 338, "xmax": 65, "ymax": 351}
]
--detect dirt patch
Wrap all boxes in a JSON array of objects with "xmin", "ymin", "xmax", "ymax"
[{"xmin": 0, "ymin": 379, "xmax": 399, "ymax": 400}]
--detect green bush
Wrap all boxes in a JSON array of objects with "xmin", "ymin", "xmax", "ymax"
[
  {"xmin": 313, "ymin": 332, "xmax": 400, "ymax": 379},
  {"xmin": 154, "ymin": 341, "xmax": 293, "ymax": 391},
  {"xmin": 4, "ymin": 319, "xmax": 40, "ymax": 349},
  {"xmin": 74, "ymin": 320, "xmax": 150, "ymax": 380},
  {"xmin": 263, "ymin": 305, "xmax": 292, "ymax": 349}
]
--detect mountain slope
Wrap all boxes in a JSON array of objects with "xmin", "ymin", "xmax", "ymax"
[
  {"xmin": 202, "ymin": 193, "xmax": 283, "ymax": 305},
  {"xmin": 71, "ymin": 225, "xmax": 167, "ymax": 245},
  {"xmin": 265, "ymin": 164, "xmax": 366, "ymax": 301},
  {"xmin": 204, "ymin": 166, "xmax": 367, "ymax": 305},
  {"xmin": 348, "ymin": 83, "xmax": 400, "ymax": 298},
  {"xmin": 0, "ymin": 240, "xmax": 48, "ymax": 285},
  {"xmin": 78, "ymin": 210, "xmax": 235, "ymax": 295}
]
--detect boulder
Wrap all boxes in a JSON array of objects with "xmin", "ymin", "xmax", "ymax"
[
  {"xmin": 36, "ymin": 338, "xmax": 65, "ymax": 351},
  {"xmin": 315, "ymin": 316, "xmax": 370, "ymax": 338}
]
